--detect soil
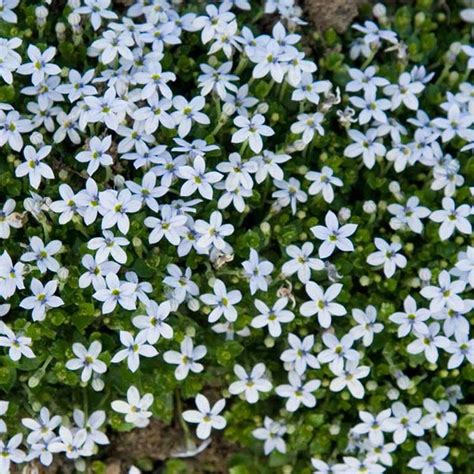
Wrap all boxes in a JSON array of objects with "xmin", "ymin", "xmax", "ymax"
[{"xmin": 301, "ymin": 0, "xmax": 372, "ymax": 32}]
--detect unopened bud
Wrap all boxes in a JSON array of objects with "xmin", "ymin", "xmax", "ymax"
[{"xmin": 363, "ymin": 200, "xmax": 377, "ymax": 214}]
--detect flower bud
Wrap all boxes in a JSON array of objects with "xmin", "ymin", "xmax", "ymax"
[
  {"xmin": 415, "ymin": 12, "xmax": 426, "ymax": 27},
  {"xmin": 208, "ymin": 55, "xmax": 219, "ymax": 67},
  {"xmin": 329, "ymin": 424, "xmax": 340, "ymax": 435},
  {"xmin": 363, "ymin": 200, "xmax": 377, "ymax": 214},
  {"xmin": 68, "ymin": 0, "xmax": 81, "ymax": 8},
  {"xmin": 366, "ymin": 381, "xmax": 378, "ymax": 391},
  {"xmin": 30, "ymin": 132, "xmax": 44, "ymax": 146},
  {"xmin": 256, "ymin": 102, "xmax": 269, "ymax": 114},
  {"xmin": 373, "ymin": 3, "xmax": 387, "ymax": 18},
  {"xmin": 187, "ymin": 298, "xmax": 200, "ymax": 312},
  {"xmin": 56, "ymin": 22, "xmax": 67, "ymax": 40},
  {"xmin": 388, "ymin": 181, "xmax": 401, "ymax": 195},
  {"xmin": 35, "ymin": 6, "xmax": 48, "ymax": 27},
  {"xmin": 264, "ymin": 336, "xmax": 275, "ymax": 348},
  {"xmin": 68, "ymin": 12, "xmax": 81, "ymax": 27},
  {"xmin": 222, "ymin": 102, "xmax": 235, "ymax": 116},
  {"xmin": 57, "ymin": 267, "xmax": 69, "ymax": 281},
  {"xmin": 260, "ymin": 222, "xmax": 271, "ymax": 235},
  {"xmin": 338, "ymin": 207, "xmax": 351, "ymax": 222},
  {"xmin": 418, "ymin": 268, "xmax": 431, "ymax": 282},
  {"xmin": 92, "ymin": 377, "xmax": 105, "ymax": 392},
  {"xmin": 59, "ymin": 170, "xmax": 69, "ymax": 181},
  {"xmin": 294, "ymin": 139, "xmax": 306, "ymax": 151},
  {"xmin": 114, "ymin": 174, "xmax": 125, "ymax": 189},
  {"xmin": 387, "ymin": 388, "xmax": 400, "ymax": 400}
]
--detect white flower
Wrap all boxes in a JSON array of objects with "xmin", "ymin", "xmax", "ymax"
[
  {"xmin": 56, "ymin": 68, "xmax": 97, "ymax": 102},
  {"xmin": 252, "ymin": 417, "xmax": 287, "ymax": 455},
  {"xmin": 198, "ymin": 62, "xmax": 238, "ymax": 100},
  {"xmin": 280, "ymin": 334, "xmax": 319, "ymax": 375},
  {"xmin": 300, "ymin": 282, "xmax": 346, "ymax": 328},
  {"xmin": 318, "ymin": 332, "xmax": 359, "ymax": 374},
  {"xmin": 432, "ymin": 104, "xmax": 473, "ymax": 142},
  {"xmin": 99, "ymin": 189, "xmax": 141, "ymax": 235},
  {"xmin": 223, "ymin": 84, "xmax": 258, "ymax": 116},
  {"xmin": 15, "ymin": 145, "xmax": 54, "ymax": 189},
  {"xmin": 87, "ymin": 230, "xmax": 129, "ymax": 264},
  {"xmin": 252, "ymin": 297, "xmax": 294, "ymax": 337},
  {"xmin": 242, "ymin": 249, "xmax": 274, "ymax": 295},
  {"xmin": 352, "ymin": 409, "xmax": 392, "ymax": 445},
  {"xmin": 79, "ymin": 254, "xmax": 120, "ymax": 291},
  {"xmin": 346, "ymin": 66, "xmax": 389, "ymax": 95},
  {"xmin": 305, "ymin": 166, "xmax": 343, "ymax": 203},
  {"xmin": 387, "ymin": 196, "xmax": 431, "ymax": 234},
  {"xmin": 350, "ymin": 89, "xmax": 391, "ymax": 124},
  {"xmin": 65, "ymin": 341, "xmax": 107, "ymax": 383},
  {"xmin": 0, "ymin": 251, "xmax": 24, "ymax": 299},
  {"xmin": 420, "ymin": 399, "xmax": 457, "ymax": 438},
  {"xmin": 0, "ymin": 109, "xmax": 33, "ymax": 151},
  {"xmin": 429, "ymin": 197, "xmax": 472, "ymax": 241},
  {"xmin": 350, "ymin": 305, "xmax": 384, "ymax": 347},
  {"xmin": 182, "ymin": 394, "xmax": 226, "ymax": 440},
  {"xmin": 111, "ymin": 386, "xmax": 153, "ymax": 428},
  {"xmin": 231, "ymin": 114, "xmax": 274, "ymax": 153},
  {"xmin": 111, "ymin": 331, "xmax": 158, "ymax": 373},
  {"xmin": 367, "ymin": 238, "xmax": 407, "ymax": 278},
  {"xmin": 344, "ymin": 129, "xmax": 386, "ymax": 169},
  {"xmin": 93, "ymin": 273, "xmax": 137, "ymax": 314},
  {"xmin": 290, "ymin": 112, "xmax": 325, "ymax": 144},
  {"xmin": 0, "ymin": 322, "xmax": 35, "ymax": 361},
  {"xmin": 444, "ymin": 333, "xmax": 474, "ymax": 369},
  {"xmin": 407, "ymin": 322, "xmax": 449, "ymax": 364},
  {"xmin": 132, "ymin": 300, "xmax": 173, "ymax": 344},
  {"xmin": 172, "ymin": 96, "xmax": 210, "ymax": 137},
  {"xmin": 76, "ymin": 178, "xmax": 101, "ymax": 225},
  {"xmin": 408, "ymin": 442, "xmax": 452, "ymax": 474},
  {"xmin": 228, "ymin": 363, "xmax": 272, "ymax": 403},
  {"xmin": 21, "ymin": 236, "xmax": 61, "ymax": 274},
  {"xmin": 251, "ymin": 39, "xmax": 292, "ymax": 83},
  {"xmin": 21, "ymin": 407, "xmax": 61, "ymax": 445},
  {"xmin": 163, "ymin": 264, "xmax": 199, "ymax": 304},
  {"xmin": 19, "ymin": 278, "xmax": 64, "ymax": 322},
  {"xmin": 251, "ymin": 150, "xmax": 291, "ymax": 184},
  {"xmin": 75, "ymin": 136, "xmax": 113, "ymax": 176},
  {"xmin": 281, "ymin": 242, "xmax": 324, "ymax": 283},
  {"xmin": 200, "ymin": 279, "xmax": 241, "ymax": 323},
  {"xmin": 0, "ymin": 434, "xmax": 25, "ymax": 472},
  {"xmin": 0, "ymin": 199, "xmax": 22, "ymax": 239},
  {"xmin": 272, "ymin": 177, "xmax": 308, "ymax": 215},
  {"xmin": 216, "ymin": 152, "xmax": 257, "ymax": 191},
  {"xmin": 178, "ymin": 155, "xmax": 223, "ymax": 200},
  {"xmin": 384, "ymin": 401, "xmax": 424, "ymax": 445},
  {"xmin": 310, "ymin": 210, "xmax": 357, "ymax": 258},
  {"xmin": 383, "ymin": 72, "xmax": 424, "ymax": 110},
  {"xmin": 275, "ymin": 371, "xmax": 321, "ymax": 412},
  {"xmin": 83, "ymin": 87, "xmax": 127, "ymax": 131},
  {"xmin": 0, "ymin": 0, "xmax": 19, "ymax": 24},
  {"xmin": 73, "ymin": 409, "xmax": 109, "ymax": 447},
  {"xmin": 163, "ymin": 336, "xmax": 206, "ymax": 380},
  {"xmin": 329, "ymin": 360, "xmax": 370, "ymax": 399},
  {"xmin": 389, "ymin": 295, "xmax": 431, "ymax": 337},
  {"xmin": 126, "ymin": 171, "xmax": 168, "ymax": 213},
  {"xmin": 49, "ymin": 184, "xmax": 79, "ymax": 224},
  {"xmin": 144, "ymin": 204, "xmax": 188, "ymax": 245},
  {"xmin": 16, "ymin": 45, "xmax": 61, "ymax": 85},
  {"xmin": 420, "ymin": 270, "xmax": 466, "ymax": 312},
  {"xmin": 194, "ymin": 211, "xmax": 234, "ymax": 250}
]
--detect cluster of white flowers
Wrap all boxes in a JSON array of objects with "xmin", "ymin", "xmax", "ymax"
[{"xmin": 0, "ymin": 0, "xmax": 471, "ymax": 472}]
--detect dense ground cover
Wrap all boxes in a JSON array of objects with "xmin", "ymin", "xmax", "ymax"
[{"xmin": 0, "ymin": 0, "xmax": 472, "ymax": 472}]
